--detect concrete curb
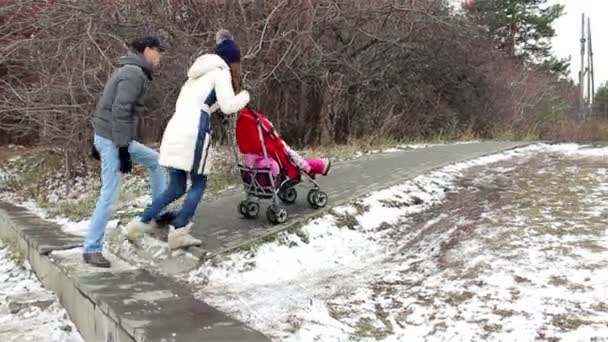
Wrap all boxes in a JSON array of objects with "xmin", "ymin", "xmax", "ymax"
[{"xmin": 0, "ymin": 201, "xmax": 270, "ymax": 342}]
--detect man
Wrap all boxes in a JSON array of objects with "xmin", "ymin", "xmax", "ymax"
[
  {"xmin": 84, "ymin": 35, "xmax": 166, "ymax": 268},
  {"xmin": 125, "ymin": 29, "xmax": 250, "ymax": 250}
]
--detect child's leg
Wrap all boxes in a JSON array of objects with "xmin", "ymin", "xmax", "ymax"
[
  {"xmin": 284, "ymin": 145, "xmax": 311, "ymax": 173},
  {"xmin": 140, "ymin": 168, "xmax": 188, "ymax": 223}
]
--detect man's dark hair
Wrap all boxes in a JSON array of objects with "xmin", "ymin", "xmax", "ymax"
[{"xmin": 129, "ymin": 35, "xmax": 166, "ymax": 53}]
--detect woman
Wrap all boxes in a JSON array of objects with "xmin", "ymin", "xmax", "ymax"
[{"xmin": 126, "ymin": 30, "xmax": 249, "ymax": 250}]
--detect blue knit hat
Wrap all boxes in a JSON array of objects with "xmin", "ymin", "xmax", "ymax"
[{"xmin": 215, "ymin": 29, "xmax": 240, "ymax": 64}]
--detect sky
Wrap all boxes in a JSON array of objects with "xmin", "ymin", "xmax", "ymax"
[
  {"xmin": 450, "ymin": 0, "xmax": 606, "ymax": 93},
  {"xmin": 549, "ymin": 0, "xmax": 607, "ymax": 91}
]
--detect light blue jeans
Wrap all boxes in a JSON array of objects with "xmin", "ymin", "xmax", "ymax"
[{"xmin": 84, "ymin": 134, "xmax": 166, "ymax": 254}]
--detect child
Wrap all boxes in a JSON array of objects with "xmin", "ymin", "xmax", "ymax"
[{"xmin": 239, "ymin": 108, "xmax": 331, "ymax": 178}]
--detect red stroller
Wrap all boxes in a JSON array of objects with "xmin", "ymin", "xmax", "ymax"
[{"xmin": 235, "ymin": 107, "xmax": 328, "ymax": 224}]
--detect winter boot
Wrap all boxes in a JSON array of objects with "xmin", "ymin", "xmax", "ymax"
[
  {"xmin": 322, "ymin": 159, "xmax": 331, "ymax": 176},
  {"xmin": 168, "ymin": 224, "xmax": 202, "ymax": 250},
  {"xmin": 126, "ymin": 219, "xmax": 159, "ymax": 241}
]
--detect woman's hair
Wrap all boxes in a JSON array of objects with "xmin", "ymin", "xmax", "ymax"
[{"xmin": 230, "ymin": 63, "xmax": 242, "ymax": 93}]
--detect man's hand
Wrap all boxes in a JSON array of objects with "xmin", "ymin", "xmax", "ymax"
[{"xmin": 118, "ymin": 146, "xmax": 132, "ymax": 174}]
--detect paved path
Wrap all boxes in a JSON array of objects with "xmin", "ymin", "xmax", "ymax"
[{"xmin": 190, "ymin": 141, "xmax": 527, "ymax": 258}]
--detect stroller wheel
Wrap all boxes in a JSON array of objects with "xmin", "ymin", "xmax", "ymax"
[
  {"xmin": 307, "ymin": 190, "xmax": 318, "ymax": 207},
  {"xmin": 266, "ymin": 205, "xmax": 288, "ymax": 225},
  {"xmin": 307, "ymin": 190, "xmax": 328, "ymax": 209},
  {"xmin": 247, "ymin": 201, "xmax": 260, "ymax": 218},
  {"xmin": 279, "ymin": 187, "xmax": 298, "ymax": 204},
  {"xmin": 239, "ymin": 201, "xmax": 259, "ymax": 219},
  {"xmin": 239, "ymin": 201, "xmax": 250, "ymax": 218}
]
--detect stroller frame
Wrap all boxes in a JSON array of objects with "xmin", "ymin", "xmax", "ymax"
[{"xmin": 237, "ymin": 112, "xmax": 328, "ymax": 225}]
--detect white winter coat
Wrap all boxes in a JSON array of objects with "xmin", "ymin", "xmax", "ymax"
[{"xmin": 159, "ymin": 54, "xmax": 250, "ymax": 174}]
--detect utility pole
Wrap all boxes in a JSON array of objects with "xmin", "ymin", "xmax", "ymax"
[
  {"xmin": 579, "ymin": 13, "xmax": 586, "ymax": 121},
  {"xmin": 587, "ymin": 17, "xmax": 595, "ymax": 118}
]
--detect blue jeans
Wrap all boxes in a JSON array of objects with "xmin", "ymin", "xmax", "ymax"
[
  {"xmin": 140, "ymin": 168, "xmax": 208, "ymax": 229},
  {"xmin": 84, "ymin": 135, "xmax": 166, "ymax": 254}
]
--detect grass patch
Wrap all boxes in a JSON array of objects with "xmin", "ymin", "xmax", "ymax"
[
  {"xmin": 0, "ymin": 150, "xmax": 64, "ymax": 199},
  {"xmin": 3, "ymin": 238, "xmax": 25, "ymax": 266},
  {"xmin": 352, "ymin": 201, "xmax": 370, "ymax": 215},
  {"xmin": 567, "ymin": 283, "xmax": 589, "ymax": 292},
  {"xmin": 353, "ymin": 317, "xmax": 393, "ymax": 340},
  {"xmin": 548, "ymin": 275, "xmax": 568, "ymax": 287},
  {"xmin": 301, "ymin": 135, "xmax": 405, "ymax": 162},
  {"xmin": 237, "ymin": 241, "xmax": 262, "ymax": 256},
  {"xmin": 327, "ymin": 303, "xmax": 352, "ymax": 320},
  {"xmin": 509, "ymin": 287, "xmax": 521, "ymax": 301},
  {"xmin": 574, "ymin": 239, "xmax": 608, "ymax": 253},
  {"xmin": 591, "ymin": 302, "xmax": 608, "ymax": 313},
  {"xmin": 232, "ymin": 221, "xmax": 312, "ymax": 255},
  {"xmin": 415, "ymin": 294, "xmax": 435, "ymax": 306},
  {"xmin": 40, "ymin": 195, "xmax": 98, "ymax": 221},
  {"xmin": 290, "ymin": 225, "xmax": 310, "ymax": 244},
  {"xmin": 335, "ymin": 213, "xmax": 359, "ymax": 230},
  {"xmin": 551, "ymin": 314, "xmax": 589, "ymax": 331},
  {"xmin": 493, "ymin": 308, "xmax": 514, "ymax": 319},
  {"xmin": 206, "ymin": 172, "xmax": 240, "ymax": 195},
  {"xmin": 513, "ymin": 275, "xmax": 531, "ymax": 283},
  {"xmin": 378, "ymin": 199, "xmax": 410, "ymax": 209},
  {"xmin": 429, "ymin": 322, "xmax": 448, "ymax": 335},
  {"xmin": 444, "ymin": 291, "xmax": 475, "ymax": 306},
  {"xmin": 286, "ymin": 315, "xmax": 303, "ymax": 333},
  {"xmin": 483, "ymin": 323, "xmax": 502, "ymax": 333},
  {"xmin": 233, "ymin": 231, "xmax": 282, "ymax": 256},
  {"xmin": 459, "ymin": 265, "xmax": 482, "ymax": 280}
]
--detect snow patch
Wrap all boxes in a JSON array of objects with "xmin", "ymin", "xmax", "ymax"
[
  {"xmin": 186, "ymin": 143, "xmax": 608, "ymax": 341},
  {"xmin": 0, "ymin": 243, "xmax": 82, "ymax": 341}
]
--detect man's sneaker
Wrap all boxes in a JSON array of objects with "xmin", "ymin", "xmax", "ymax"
[
  {"xmin": 126, "ymin": 219, "xmax": 159, "ymax": 241},
  {"xmin": 83, "ymin": 252, "xmax": 111, "ymax": 268},
  {"xmin": 168, "ymin": 225, "xmax": 202, "ymax": 250}
]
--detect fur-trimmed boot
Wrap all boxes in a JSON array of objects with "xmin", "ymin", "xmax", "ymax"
[
  {"xmin": 126, "ymin": 219, "xmax": 159, "ymax": 241},
  {"xmin": 167, "ymin": 224, "xmax": 202, "ymax": 250}
]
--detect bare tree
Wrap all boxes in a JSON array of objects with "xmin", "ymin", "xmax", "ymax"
[{"xmin": 0, "ymin": 0, "xmax": 576, "ymax": 175}]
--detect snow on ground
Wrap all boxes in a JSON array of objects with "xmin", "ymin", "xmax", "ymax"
[
  {"xmin": 187, "ymin": 143, "xmax": 608, "ymax": 341},
  {"xmin": 0, "ymin": 242, "xmax": 82, "ymax": 342}
]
